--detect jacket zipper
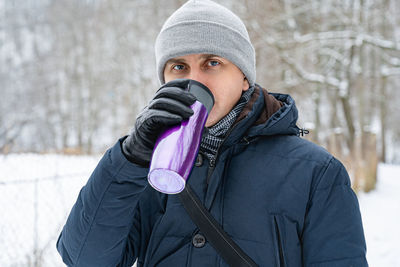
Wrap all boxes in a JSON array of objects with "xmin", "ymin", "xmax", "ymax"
[
  {"xmin": 205, "ymin": 124, "xmax": 241, "ymax": 185},
  {"xmin": 274, "ymin": 216, "xmax": 285, "ymax": 267},
  {"xmin": 206, "ymin": 159, "xmax": 216, "ymax": 184}
]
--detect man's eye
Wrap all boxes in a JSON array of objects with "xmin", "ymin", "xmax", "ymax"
[
  {"xmin": 208, "ymin": 60, "xmax": 220, "ymax": 67},
  {"xmin": 173, "ymin": 65, "xmax": 185, "ymax": 70}
]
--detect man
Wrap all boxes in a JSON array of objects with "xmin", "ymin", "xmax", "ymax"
[{"xmin": 57, "ymin": 0, "xmax": 368, "ymax": 266}]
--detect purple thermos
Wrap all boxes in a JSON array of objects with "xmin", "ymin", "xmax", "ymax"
[{"xmin": 148, "ymin": 80, "xmax": 214, "ymax": 194}]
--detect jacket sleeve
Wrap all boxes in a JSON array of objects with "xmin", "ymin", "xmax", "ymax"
[
  {"xmin": 56, "ymin": 138, "xmax": 149, "ymax": 267},
  {"xmin": 302, "ymin": 157, "xmax": 368, "ymax": 267}
]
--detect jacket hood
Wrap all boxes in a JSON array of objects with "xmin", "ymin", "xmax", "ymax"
[
  {"xmin": 224, "ymin": 85, "xmax": 299, "ymax": 146},
  {"xmin": 250, "ymin": 89, "xmax": 299, "ymax": 137}
]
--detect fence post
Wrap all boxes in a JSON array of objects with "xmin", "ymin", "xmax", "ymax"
[{"xmin": 33, "ymin": 178, "xmax": 40, "ymax": 267}]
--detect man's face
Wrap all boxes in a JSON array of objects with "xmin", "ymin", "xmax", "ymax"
[{"xmin": 164, "ymin": 54, "xmax": 250, "ymax": 127}]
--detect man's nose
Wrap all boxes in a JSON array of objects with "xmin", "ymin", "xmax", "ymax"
[
  {"xmin": 187, "ymin": 69, "xmax": 207, "ymax": 86},
  {"xmin": 185, "ymin": 70, "xmax": 214, "ymax": 98}
]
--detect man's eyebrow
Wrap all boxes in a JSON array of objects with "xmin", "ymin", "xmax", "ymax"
[
  {"xmin": 165, "ymin": 54, "xmax": 222, "ymax": 65},
  {"xmin": 199, "ymin": 54, "xmax": 221, "ymax": 60},
  {"xmin": 165, "ymin": 58, "xmax": 187, "ymax": 65}
]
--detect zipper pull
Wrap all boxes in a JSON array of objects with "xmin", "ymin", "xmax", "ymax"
[
  {"xmin": 242, "ymin": 136, "xmax": 250, "ymax": 145},
  {"xmin": 299, "ymin": 128, "xmax": 309, "ymax": 136},
  {"xmin": 207, "ymin": 159, "xmax": 216, "ymax": 184},
  {"xmin": 209, "ymin": 159, "xmax": 215, "ymax": 167}
]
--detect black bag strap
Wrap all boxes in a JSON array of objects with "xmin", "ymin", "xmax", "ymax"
[{"xmin": 179, "ymin": 184, "xmax": 258, "ymax": 267}]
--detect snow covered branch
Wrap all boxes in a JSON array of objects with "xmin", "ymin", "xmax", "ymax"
[
  {"xmin": 280, "ymin": 53, "xmax": 348, "ymax": 92},
  {"xmin": 293, "ymin": 31, "xmax": 400, "ymax": 51}
]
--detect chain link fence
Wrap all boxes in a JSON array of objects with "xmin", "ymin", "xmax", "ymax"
[
  {"xmin": 0, "ymin": 153, "xmax": 101, "ymax": 267},
  {"xmin": 0, "ymin": 173, "xmax": 91, "ymax": 267}
]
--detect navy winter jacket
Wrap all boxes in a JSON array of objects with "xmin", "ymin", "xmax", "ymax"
[{"xmin": 57, "ymin": 86, "xmax": 367, "ymax": 266}]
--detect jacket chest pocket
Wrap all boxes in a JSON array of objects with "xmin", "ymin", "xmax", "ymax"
[{"xmin": 271, "ymin": 214, "xmax": 302, "ymax": 267}]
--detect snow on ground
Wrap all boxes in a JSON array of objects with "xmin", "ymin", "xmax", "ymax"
[
  {"xmin": 0, "ymin": 153, "xmax": 101, "ymax": 267},
  {"xmin": 0, "ymin": 154, "xmax": 399, "ymax": 266},
  {"xmin": 358, "ymin": 164, "xmax": 400, "ymax": 267}
]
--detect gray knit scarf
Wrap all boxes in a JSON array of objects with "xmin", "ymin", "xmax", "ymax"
[{"xmin": 200, "ymin": 86, "xmax": 254, "ymax": 163}]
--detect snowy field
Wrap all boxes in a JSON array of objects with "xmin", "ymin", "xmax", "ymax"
[
  {"xmin": 0, "ymin": 153, "xmax": 101, "ymax": 267},
  {"xmin": 0, "ymin": 153, "xmax": 399, "ymax": 266},
  {"xmin": 358, "ymin": 164, "xmax": 400, "ymax": 267}
]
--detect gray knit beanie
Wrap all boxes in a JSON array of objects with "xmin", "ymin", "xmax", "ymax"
[{"xmin": 155, "ymin": 0, "xmax": 256, "ymax": 86}]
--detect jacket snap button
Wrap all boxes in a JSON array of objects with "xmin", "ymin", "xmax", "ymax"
[
  {"xmin": 195, "ymin": 153, "xmax": 203, "ymax": 167},
  {"xmin": 192, "ymin": 233, "xmax": 206, "ymax": 248}
]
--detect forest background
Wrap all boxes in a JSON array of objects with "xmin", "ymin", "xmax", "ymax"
[
  {"xmin": 1, "ymin": 0, "xmax": 400, "ymax": 265},
  {"xmin": 2, "ymin": 0, "xmax": 400, "ymax": 171}
]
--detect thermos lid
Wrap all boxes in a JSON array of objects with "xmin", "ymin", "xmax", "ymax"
[{"xmin": 187, "ymin": 80, "xmax": 214, "ymax": 114}]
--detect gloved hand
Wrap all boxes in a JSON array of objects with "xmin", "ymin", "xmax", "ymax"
[{"xmin": 122, "ymin": 79, "xmax": 197, "ymax": 166}]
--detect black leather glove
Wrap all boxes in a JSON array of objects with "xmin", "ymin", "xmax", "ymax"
[{"xmin": 122, "ymin": 79, "xmax": 196, "ymax": 166}]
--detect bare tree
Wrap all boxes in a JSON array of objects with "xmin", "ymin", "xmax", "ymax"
[{"xmin": 1, "ymin": 0, "xmax": 399, "ymax": 168}]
